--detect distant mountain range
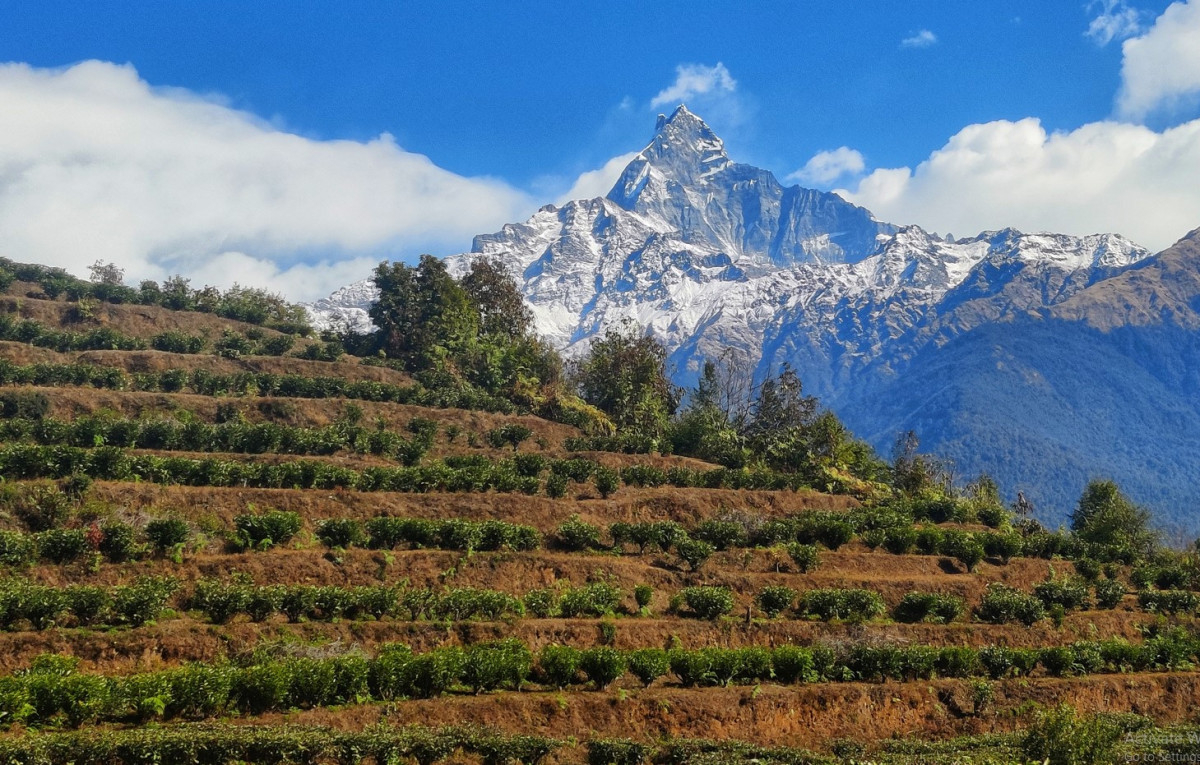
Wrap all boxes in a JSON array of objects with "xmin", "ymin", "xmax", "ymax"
[{"xmin": 309, "ymin": 106, "xmax": 1200, "ymax": 533}]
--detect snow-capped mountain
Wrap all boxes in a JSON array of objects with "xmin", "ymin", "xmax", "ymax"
[
  {"xmin": 309, "ymin": 106, "xmax": 1200, "ymax": 527},
  {"xmin": 309, "ymin": 105, "xmax": 1148, "ymax": 394},
  {"xmin": 313, "ymin": 107, "xmax": 1138, "ymax": 365}
]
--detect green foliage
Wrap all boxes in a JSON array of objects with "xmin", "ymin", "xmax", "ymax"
[
  {"xmin": 558, "ymin": 582, "xmax": 622, "ymax": 618},
  {"xmin": 1033, "ymin": 576, "xmax": 1092, "ymax": 613},
  {"xmin": 797, "ymin": 588, "xmax": 885, "ymax": 622},
  {"xmin": 579, "ymin": 647, "xmax": 626, "ymax": 689},
  {"xmin": 557, "ymin": 515, "xmax": 602, "ymax": 551},
  {"xmin": 976, "ymin": 583, "xmax": 1046, "ymax": 625},
  {"xmin": 1094, "ymin": 577, "xmax": 1126, "ymax": 609},
  {"xmin": 573, "ymin": 322, "xmax": 677, "ymax": 441},
  {"xmin": 786, "ymin": 542, "xmax": 821, "ymax": 573},
  {"xmin": 316, "ymin": 518, "xmax": 365, "ymax": 549},
  {"xmin": 756, "ymin": 585, "xmax": 797, "ymax": 618},
  {"xmin": 677, "ymin": 586, "xmax": 734, "ymax": 620},
  {"xmin": 1022, "ymin": 704, "xmax": 1123, "ymax": 765},
  {"xmin": 674, "ymin": 536, "xmax": 714, "ymax": 572},
  {"xmin": 1071, "ymin": 480, "xmax": 1156, "ymax": 557},
  {"xmin": 593, "ymin": 466, "xmax": 619, "ymax": 498},
  {"xmin": 233, "ymin": 509, "xmax": 301, "ymax": 550},
  {"xmin": 893, "ymin": 591, "xmax": 965, "ymax": 624},
  {"xmin": 941, "ymin": 530, "xmax": 986, "ymax": 572},
  {"xmin": 626, "ymin": 648, "xmax": 669, "ymax": 687},
  {"xmin": 144, "ymin": 518, "xmax": 190, "ymax": 551},
  {"xmin": 633, "ymin": 584, "xmax": 653, "ymax": 610},
  {"xmin": 486, "ymin": 424, "xmax": 532, "ymax": 451},
  {"xmin": 537, "ymin": 645, "xmax": 581, "ymax": 689}
]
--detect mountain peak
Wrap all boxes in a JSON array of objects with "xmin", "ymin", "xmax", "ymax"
[{"xmin": 607, "ymin": 106, "xmax": 731, "ymax": 209}]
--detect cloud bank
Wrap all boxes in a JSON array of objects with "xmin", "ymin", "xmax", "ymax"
[
  {"xmin": 651, "ymin": 63, "xmax": 737, "ymax": 108},
  {"xmin": 0, "ymin": 61, "xmax": 535, "ymax": 300},
  {"xmin": 840, "ymin": 2, "xmax": 1200, "ymax": 252},
  {"xmin": 840, "ymin": 117, "xmax": 1200, "ymax": 251},
  {"xmin": 787, "ymin": 147, "xmax": 866, "ymax": 186},
  {"xmin": 1116, "ymin": 0, "xmax": 1200, "ymax": 120}
]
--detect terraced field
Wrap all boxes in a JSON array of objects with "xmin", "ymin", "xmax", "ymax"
[{"xmin": 0, "ymin": 276, "xmax": 1198, "ymax": 764}]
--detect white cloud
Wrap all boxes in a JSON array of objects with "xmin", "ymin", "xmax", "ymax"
[
  {"xmin": 786, "ymin": 147, "xmax": 866, "ymax": 187},
  {"xmin": 1116, "ymin": 0, "xmax": 1200, "ymax": 120},
  {"xmin": 651, "ymin": 63, "xmax": 737, "ymax": 108},
  {"xmin": 555, "ymin": 152, "xmax": 638, "ymax": 205},
  {"xmin": 839, "ymin": 116, "xmax": 1200, "ymax": 252},
  {"xmin": 900, "ymin": 30, "xmax": 938, "ymax": 48},
  {"xmin": 1086, "ymin": 0, "xmax": 1144, "ymax": 45},
  {"xmin": 0, "ymin": 61, "xmax": 536, "ymax": 301}
]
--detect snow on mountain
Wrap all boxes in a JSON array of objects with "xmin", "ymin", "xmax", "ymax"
[{"xmin": 307, "ymin": 105, "xmax": 1149, "ymax": 394}]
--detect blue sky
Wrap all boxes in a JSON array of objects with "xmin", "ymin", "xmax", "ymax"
[{"xmin": 0, "ymin": 1, "xmax": 1198, "ymax": 298}]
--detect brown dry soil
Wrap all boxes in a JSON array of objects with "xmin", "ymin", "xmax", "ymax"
[{"xmin": 241, "ymin": 672, "xmax": 1200, "ymax": 751}]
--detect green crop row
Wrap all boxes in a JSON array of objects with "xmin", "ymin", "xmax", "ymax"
[
  {"xmin": 0, "ymin": 723, "xmax": 561, "ymax": 765},
  {"xmin": 0, "ymin": 360, "xmax": 519, "ymax": 414},
  {"xmin": 0, "ymin": 415, "xmax": 433, "ymax": 465},
  {"xmin": 3, "ymin": 628, "xmax": 1198, "ymax": 727}
]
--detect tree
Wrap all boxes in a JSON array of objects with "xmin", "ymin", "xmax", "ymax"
[
  {"xmin": 460, "ymin": 258, "xmax": 532, "ymax": 338},
  {"xmin": 89, "ymin": 260, "xmax": 124, "ymax": 285},
  {"xmin": 891, "ymin": 431, "xmax": 949, "ymax": 497},
  {"xmin": 745, "ymin": 366, "xmax": 816, "ymax": 451},
  {"xmin": 369, "ymin": 255, "xmax": 479, "ymax": 369},
  {"xmin": 1070, "ymin": 480, "xmax": 1156, "ymax": 555},
  {"xmin": 670, "ymin": 361, "xmax": 746, "ymax": 467},
  {"xmin": 573, "ymin": 322, "xmax": 678, "ymax": 439}
]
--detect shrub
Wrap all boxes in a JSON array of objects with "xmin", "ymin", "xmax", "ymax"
[
  {"xmin": 1074, "ymin": 557, "xmax": 1102, "ymax": 581},
  {"xmin": 914, "ymin": 525, "xmax": 944, "ymax": 555},
  {"xmin": 1094, "ymin": 578, "xmax": 1125, "ymax": 609},
  {"xmin": 942, "ymin": 531, "xmax": 985, "ymax": 572},
  {"xmin": 633, "ymin": 584, "xmax": 653, "ymax": 610},
  {"xmin": 627, "ymin": 648, "xmax": 669, "ymax": 687},
  {"xmin": 36, "ymin": 528, "xmax": 88, "ymax": 564},
  {"xmin": 144, "ymin": 518, "xmax": 190, "ymax": 552},
  {"xmin": 461, "ymin": 639, "xmax": 532, "ymax": 693},
  {"xmin": 233, "ymin": 509, "xmax": 302, "ymax": 550},
  {"xmin": 1022, "ymin": 704, "xmax": 1123, "ymax": 765},
  {"xmin": 893, "ymin": 591, "xmax": 964, "ymax": 624},
  {"xmin": 113, "ymin": 576, "xmax": 179, "ymax": 627},
  {"xmin": 316, "ymin": 518, "xmax": 365, "ymax": 549},
  {"xmin": 538, "ymin": 645, "xmax": 581, "ymax": 688},
  {"xmin": 557, "ymin": 515, "xmax": 602, "ymax": 551},
  {"xmin": 692, "ymin": 520, "xmax": 747, "ymax": 551},
  {"xmin": 680, "ymin": 586, "xmax": 734, "ymax": 620},
  {"xmin": 1137, "ymin": 590, "xmax": 1200, "ymax": 615},
  {"xmin": 881, "ymin": 526, "xmax": 917, "ymax": 554},
  {"xmin": 771, "ymin": 645, "xmax": 817, "ymax": 684},
  {"xmin": 675, "ymin": 537, "xmax": 714, "ymax": 572},
  {"xmin": 797, "ymin": 588, "xmax": 885, "ymax": 622},
  {"xmin": 579, "ymin": 647, "xmax": 626, "ymax": 689},
  {"xmin": 98, "ymin": 521, "xmax": 139, "ymax": 563},
  {"xmin": 486, "ymin": 424, "xmax": 532, "ymax": 451},
  {"xmin": 559, "ymin": 582, "xmax": 622, "ymax": 618},
  {"xmin": 979, "ymin": 531, "xmax": 1023, "ymax": 563},
  {"xmin": 587, "ymin": 739, "xmax": 648, "ymax": 765},
  {"xmin": 523, "ymin": 588, "xmax": 559, "ymax": 618},
  {"xmin": 545, "ymin": 473, "xmax": 569, "ymax": 498},
  {"xmin": 795, "ymin": 515, "xmax": 854, "ymax": 550},
  {"xmin": 1034, "ymin": 576, "xmax": 1091, "ymax": 612},
  {"xmin": 756, "ymin": 586, "xmax": 797, "ymax": 618},
  {"xmin": 668, "ymin": 649, "xmax": 712, "ymax": 687},
  {"xmin": 593, "ymin": 467, "xmax": 619, "ymax": 498},
  {"xmin": 975, "ymin": 584, "xmax": 1046, "ymax": 626},
  {"xmin": 787, "ymin": 542, "xmax": 821, "ymax": 573}
]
